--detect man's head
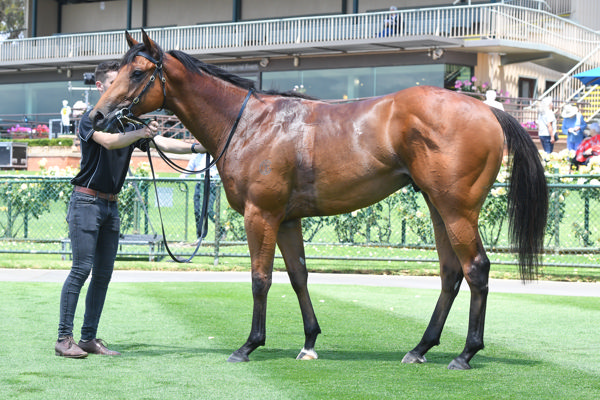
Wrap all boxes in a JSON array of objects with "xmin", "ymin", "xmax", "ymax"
[
  {"xmin": 94, "ymin": 61, "xmax": 120, "ymax": 94},
  {"xmin": 589, "ymin": 122, "xmax": 600, "ymax": 136}
]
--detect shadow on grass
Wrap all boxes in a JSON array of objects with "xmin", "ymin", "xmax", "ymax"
[
  {"xmin": 115, "ymin": 342, "xmax": 233, "ymax": 357},
  {"xmin": 120, "ymin": 342, "xmax": 541, "ymax": 370}
]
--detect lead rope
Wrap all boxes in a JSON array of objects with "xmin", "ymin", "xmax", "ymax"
[
  {"xmin": 142, "ymin": 88, "xmax": 254, "ymax": 262},
  {"xmin": 147, "ymin": 150, "xmax": 210, "ymax": 263}
]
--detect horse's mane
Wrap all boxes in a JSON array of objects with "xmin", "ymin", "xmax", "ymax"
[
  {"xmin": 121, "ymin": 43, "xmax": 316, "ymax": 100},
  {"xmin": 167, "ymin": 49, "xmax": 317, "ymax": 100}
]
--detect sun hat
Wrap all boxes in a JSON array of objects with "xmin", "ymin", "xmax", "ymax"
[{"xmin": 561, "ymin": 104, "xmax": 578, "ymax": 119}]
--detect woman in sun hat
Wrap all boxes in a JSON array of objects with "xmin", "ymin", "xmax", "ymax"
[{"xmin": 561, "ymin": 103, "xmax": 587, "ymax": 151}]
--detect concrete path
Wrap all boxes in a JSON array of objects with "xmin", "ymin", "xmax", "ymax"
[{"xmin": 1, "ymin": 268, "xmax": 598, "ymax": 297}]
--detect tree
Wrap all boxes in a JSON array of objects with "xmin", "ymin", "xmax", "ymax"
[{"xmin": 0, "ymin": 0, "xmax": 25, "ymax": 39}]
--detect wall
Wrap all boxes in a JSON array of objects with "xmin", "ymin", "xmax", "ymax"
[
  {"xmin": 570, "ymin": 0, "xmax": 600, "ymax": 32},
  {"xmin": 60, "ymin": 0, "xmax": 143, "ymax": 34},
  {"xmin": 145, "ymin": 0, "xmax": 231, "ymax": 27},
  {"xmin": 475, "ymin": 53, "xmax": 564, "ymax": 98}
]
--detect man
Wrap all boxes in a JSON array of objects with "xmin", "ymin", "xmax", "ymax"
[
  {"xmin": 561, "ymin": 103, "xmax": 587, "ymax": 152},
  {"xmin": 60, "ymin": 100, "xmax": 71, "ymax": 134},
  {"xmin": 537, "ymin": 97, "xmax": 557, "ymax": 154},
  {"xmin": 182, "ymin": 153, "xmax": 220, "ymax": 241},
  {"xmin": 56, "ymin": 61, "xmax": 205, "ymax": 358}
]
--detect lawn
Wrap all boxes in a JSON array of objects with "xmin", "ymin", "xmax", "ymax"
[{"xmin": 1, "ymin": 281, "xmax": 599, "ymax": 399}]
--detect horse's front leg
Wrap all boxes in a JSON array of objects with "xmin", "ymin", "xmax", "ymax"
[
  {"xmin": 277, "ymin": 219, "xmax": 321, "ymax": 360},
  {"xmin": 227, "ymin": 206, "xmax": 279, "ymax": 363}
]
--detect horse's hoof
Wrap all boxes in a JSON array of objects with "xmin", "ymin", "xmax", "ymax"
[
  {"xmin": 227, "ymin": 351, "xmax": 250, "ymax": 363},
  {"xmin": 296, "ymin": 348, "xmax": 318, "ymax": 360},
  {"xmin": 401, "ymin": 351, "xmax": 426, "ymax": 364},
  {"xmin": 447, "ymin": 358, "xmax": 471, "ymax": 370}
]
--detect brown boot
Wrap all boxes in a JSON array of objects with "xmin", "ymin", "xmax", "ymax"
[
  {"xmin": 78, "ymin": 338, "xmax": 121, "ymax": 356},
  {"xmin": 55, "ymin": 337, "xmax": 88, "ymax": 358}
]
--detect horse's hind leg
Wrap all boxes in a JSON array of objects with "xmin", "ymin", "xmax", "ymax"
[
  {"xmin": 277, "ymin": 219, "xmax": 321, "ymax": 360},
  {"xmin": 402, "ymin": 199, "xmax": 464, "ymax": 365},
  {"xmin": 423, "ymin": 197, "xmax": 490, "ymax": 370}
]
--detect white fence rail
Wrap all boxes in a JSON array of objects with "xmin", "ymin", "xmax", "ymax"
[{"xmin": 0, "ymin": 4, "xmax": 598, "ymax": 66}]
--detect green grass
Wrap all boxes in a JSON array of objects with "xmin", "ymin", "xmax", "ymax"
[{"xmin": 1, "ymin": 281, "xmax": 599, "ymax": 399}]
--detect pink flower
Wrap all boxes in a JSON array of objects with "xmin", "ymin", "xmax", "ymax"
[
  {"xmin": 455, "ymin": 81, "xmax": 463, "ymax": 89},
  {"xmin": 471, "ymin": 76, "xmax": 478, "ymax": 82}
]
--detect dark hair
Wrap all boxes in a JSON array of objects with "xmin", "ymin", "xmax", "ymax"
[{"xmin": 94, "ymin": 61, "xmax": 120, "ymax": 85}]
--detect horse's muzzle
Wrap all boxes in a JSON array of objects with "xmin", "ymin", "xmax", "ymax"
[
  {"xmin": 90, "ymin": 109, "xmax": 109, "ymax": 131},
  {"xmin": 91, "ymin": 109, "xmax": 123, "ymax": 133}
]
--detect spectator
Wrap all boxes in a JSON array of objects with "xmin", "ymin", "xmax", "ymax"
[
  {"xmin": 379, "ymin": 6, "xmax": 400, "ymax": 37},
  {"xmin": 561, "ymin": 104, "xmax": 587, "ymax": 152},
  {"xmin": 537, "ymin": 97, "xmax": 557, "ymax": 154},
  {"xmin": 182, "ymin": 152, "xmax": 221, "ymax": 241},
  {"xmin": 60, "ymin": 100, "xmax": 71, "ymax": 134},
  {"xmin": 483, "ymin": 90, "xmax": 504, "ymax": 111},
  {"xmin": 572, "ymin": 122, "xmax": 600, "ymax": 168}
]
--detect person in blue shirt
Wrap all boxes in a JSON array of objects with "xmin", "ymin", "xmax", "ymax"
[{"xmin": 561, "ymin": 104, "xmax": 588, "ymax": 152}]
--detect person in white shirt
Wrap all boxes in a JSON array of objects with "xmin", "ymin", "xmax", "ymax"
[
  {"xmin": 483, "ymin": 90, "xmax": 504, "ymax": 111},
  {"xmin": 183, "ymin": 152, "xmax": 220, "ymax": 239},
  {"xmin": 537, "ymin": 97, "xmax": 557, "ymax": 154}
]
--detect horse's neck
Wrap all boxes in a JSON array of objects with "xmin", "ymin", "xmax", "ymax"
[{"xmin": 168, "ymin": 77, "xmax": 250, "ymax": 155}]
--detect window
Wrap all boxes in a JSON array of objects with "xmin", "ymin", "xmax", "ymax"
[
  {"xmin": 518, "ymin": 77, "xmax": 537, "ymax": 99},
  {"xmin": 262, "ymin": 64, "xmax": 447, "ymax": 100}
]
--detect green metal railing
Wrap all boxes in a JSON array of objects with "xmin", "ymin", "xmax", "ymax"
[{"xmin": 1, "ymin": 174, "xmax": 600, "ymax": 268}]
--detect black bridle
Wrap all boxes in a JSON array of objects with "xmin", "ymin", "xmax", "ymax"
[
  {"xmin": 115, "ymin": 50, "xmax": 254, "ymax": 263},
  {"xmin": 114, "ymin": 51, "xmax": 167, "ymax": 131}
]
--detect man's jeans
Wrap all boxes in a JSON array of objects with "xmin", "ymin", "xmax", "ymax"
[
  {"xmin": 193, "ymin": 181, "xmax": 216, "ymax": 238},
  {"xmin": 539, "ymin": 135, "xmax": 554, "ymax": 154},
  {"xmin": 58, "ymin": 191, "xmax": 120, "ymax": 340}
]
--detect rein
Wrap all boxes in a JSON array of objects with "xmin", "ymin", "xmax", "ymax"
[
  {"xmin": 114, "ymin": 51, "xmax": 253, "ymax": 262},
  {"xmin": 146, "ymin": 88, "xmax": 253, "ymax": 263}
]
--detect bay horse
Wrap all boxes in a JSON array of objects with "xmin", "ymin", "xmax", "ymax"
[{"xmin": 90, "ymin": 31, "xmax": 548, "ymax": 370}]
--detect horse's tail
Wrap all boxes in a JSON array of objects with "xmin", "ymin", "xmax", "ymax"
[{"xmin": 490, "ymin": 107, "xmax": 548, "ymax": 281}]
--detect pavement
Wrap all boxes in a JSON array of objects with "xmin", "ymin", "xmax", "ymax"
[{"xmin": 1, "ymin": 268, "xmax": 598, "ymax": 297}]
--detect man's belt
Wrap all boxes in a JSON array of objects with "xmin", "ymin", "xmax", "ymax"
[{"xmin": 73, "ymin": 186, "xmax": 118, "ymax": 202}]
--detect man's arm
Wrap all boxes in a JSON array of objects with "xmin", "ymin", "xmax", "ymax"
[
  {"xmin": 151, "ymin": 135, "xmax": 207, "ymax": 154},
  {"xmin": 91, "ymin": 120, "xmax": 159, "ymax": 150}
]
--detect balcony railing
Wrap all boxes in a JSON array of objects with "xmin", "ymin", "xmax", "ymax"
[{"xmin": 0, "ymin": 4, "xmax": 597, "ymax": 67}]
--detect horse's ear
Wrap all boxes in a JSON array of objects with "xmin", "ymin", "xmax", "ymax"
[
  {"xmin": 125, "ymin": 31, "xmax": 138, "ymax": 48},
  {"xmin": 141, "ymin": 29, "xmax": 161, "ymax": 60}
]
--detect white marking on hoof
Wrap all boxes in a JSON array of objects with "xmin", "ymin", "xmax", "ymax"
[
  {"xmin": 296, "ymin": 348, "xmax": 318, "ymax": 360},
  {"xmin": 401, "ymin": 351, "xmax": 426, "ymax": 364}
]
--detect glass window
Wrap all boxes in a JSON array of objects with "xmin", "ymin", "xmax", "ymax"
[
  {"xmin": 263, "ymin": 64, "xmax": 447, "ymax": 100},
  {"xmin": 0, "ymin": 81, "xmax": 92, "ymax": 115}
]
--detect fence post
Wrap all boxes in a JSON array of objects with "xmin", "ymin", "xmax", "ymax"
[
  {"xmin": 214, "ymin": 182, "xmax": 221, "ymax": 266},
  {"xmin": 553, "ymin": 169, "xmax": 560, "ymax": 250}
]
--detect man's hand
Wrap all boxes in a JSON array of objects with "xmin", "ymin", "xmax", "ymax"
[{"xmin": 144, "ymin": 120, "xmax": 159, "ymax": 138}]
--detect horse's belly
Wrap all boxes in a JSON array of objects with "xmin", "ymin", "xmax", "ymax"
[{"xmin": 309, "ymin": 174, "xmax": 411, "ymax": 217}]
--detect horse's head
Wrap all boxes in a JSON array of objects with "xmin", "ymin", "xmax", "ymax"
[{"xmin": 90, "ymin": 30, "xmax": 167, "ymax": 132}]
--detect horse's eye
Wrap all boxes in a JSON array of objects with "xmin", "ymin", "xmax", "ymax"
[{"xmin": 131, "ymin": 70, "xmax": 145, "ymax": 80}]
